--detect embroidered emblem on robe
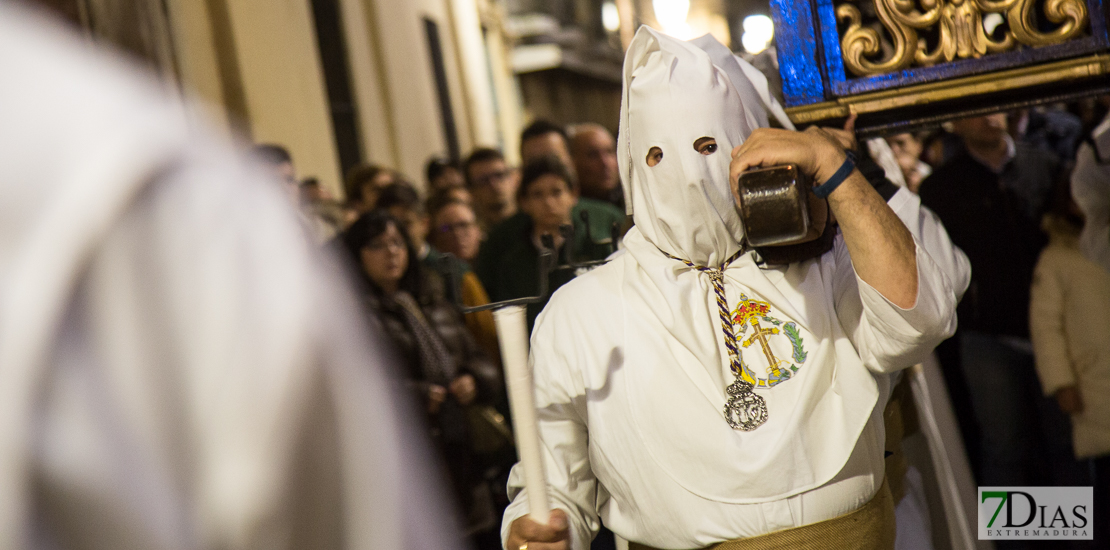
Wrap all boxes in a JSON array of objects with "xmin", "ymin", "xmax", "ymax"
[{"xmin": 732, "ymin": 293, "xmax": 808, "ymax": 388}]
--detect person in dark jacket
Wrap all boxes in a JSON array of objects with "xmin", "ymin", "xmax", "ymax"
[
  {"xmin": 342, "ymin": 210, "xmax": 506, "ymax": 547},
  {"xmin": 919, "ymin": 113, "xmax": 1084, "ymax": 496},
  {"xmin": 475, "ymin": 156, "xmax": 625, "ymax": 331}
]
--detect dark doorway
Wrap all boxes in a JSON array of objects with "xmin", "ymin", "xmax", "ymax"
[
  {"xmin": 423, "ymin": 17, "xmax": 460, "ymax": 161},
  {"xmin": 310, "ymin": 0, "xmax": 363, "ymax": 177}
]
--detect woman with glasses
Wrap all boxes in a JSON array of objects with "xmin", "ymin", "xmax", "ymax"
[{"xmin": 342, "ymin": 210, "xmax": 508, "ymax": 549}]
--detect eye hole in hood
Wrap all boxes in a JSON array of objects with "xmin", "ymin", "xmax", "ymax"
[{"xmin": 693, "ymin": 137, "xmax": 718, "ymax": 155}]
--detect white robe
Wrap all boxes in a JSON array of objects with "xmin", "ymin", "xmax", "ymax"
[
  {"xmin": 1072, "ymin": 113, "xmax": 1110, "ymax": 275},
  {"xmin": 502, "ymin": 27, "xmax": 960, "ymax": 550},
  {"xmin": 502, "ymin": 226, "xmax": 957, "ymax": 549},
  {"xmin": 0, "ymin": 6, "xmax": 461, "ymax": 549}
]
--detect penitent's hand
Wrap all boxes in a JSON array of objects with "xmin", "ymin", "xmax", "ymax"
[
  {"xmin": 730, "ymin": 126, "xmax": 919, "ymax": 308},
  {"xmin": 819, "ymin": 113, "xmax": 859, "ymax": 152},
  {"xmin": 729, "ymin": 127, "xmax": 849, "ymax": 191},
  {"xmin": 506, "ymin": 509, "xmax": 570, "ymax": 550}
]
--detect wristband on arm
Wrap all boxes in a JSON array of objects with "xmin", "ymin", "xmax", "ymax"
[{"xmin": 813, "ymin": 150, "xmax": 857, "ymax": 199}]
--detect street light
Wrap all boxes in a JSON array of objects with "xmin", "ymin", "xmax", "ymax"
[
  {"xmin": 602, "ymin": 1, "xmax": 621, "ymax": 33},
  {"xmin": 741, "ymin": 14, "xmax": 774, "ymax": 54},
  {"xmin": 653, "ymin": 0, "xmax": 692, "ymax": 39}
]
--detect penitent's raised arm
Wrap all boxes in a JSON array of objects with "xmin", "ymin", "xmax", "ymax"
[{"xmin": 730, "ymin": 127, "xmax": 919, "ymax": 309}]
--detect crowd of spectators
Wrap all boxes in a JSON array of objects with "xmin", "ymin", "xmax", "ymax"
[{"xmin": 888, "ymin": 99, "xmax": 1110, "ymax": 549}]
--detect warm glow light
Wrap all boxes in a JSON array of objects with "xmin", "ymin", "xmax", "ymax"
[
  {"xmin": 653, "ymin": 0, "xmax": 691, "ymax": 37},
  {"xmin": 743, "ymin": 15, "xmax": 774, "ymax": 37},
  {"xmin": 741, "ymin": 14, "xmax": 774, "ymax": 54},
  {"xmin": 602, "ymin": 2, "xmax": 620, "ymax": 33}
]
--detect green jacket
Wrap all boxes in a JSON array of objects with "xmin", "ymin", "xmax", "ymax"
[{"xmin": 475, "ymin": 198, "xmax": 625, "ymax": 331}]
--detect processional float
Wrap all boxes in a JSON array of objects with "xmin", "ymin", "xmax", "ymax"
[{"xmin": 773, "ymin": 0, "xmax": 1110, "ymax": 134}]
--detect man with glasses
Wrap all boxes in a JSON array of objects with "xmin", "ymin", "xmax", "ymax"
[
  {"xmin": 430, "ymin": 196, "xmax": 484, "ymax": 265},
  {"xmin": 464, "ymin": 148, "xmax": 519, "ymax": 232}
]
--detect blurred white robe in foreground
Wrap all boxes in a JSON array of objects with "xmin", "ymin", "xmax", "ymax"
[{"xmin": 0, "ymin": 5, "xmax": 461, "ymax": 549}]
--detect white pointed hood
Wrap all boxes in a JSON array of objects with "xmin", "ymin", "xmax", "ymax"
[
  {"xmin": 617, "ymin": 27, "xmax": 756, "ymax": 266},
  {"xmin": 601, "ymin": 28, "xmax": 881, "ymax": 506}
]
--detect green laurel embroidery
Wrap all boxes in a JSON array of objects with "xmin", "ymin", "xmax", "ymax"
[{"xmin": 784, "ymin": 322, "xmax": 807, "ymax": 364}]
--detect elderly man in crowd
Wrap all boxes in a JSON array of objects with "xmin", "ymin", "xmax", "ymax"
[{"xmin": 570, "ymin": 123, "xmax": 624, "ymax": 211}]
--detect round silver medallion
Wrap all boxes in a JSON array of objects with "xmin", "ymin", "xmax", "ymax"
[{"xmin": 724, "ymin": 380, "xmax": 768, "ymax": 431}]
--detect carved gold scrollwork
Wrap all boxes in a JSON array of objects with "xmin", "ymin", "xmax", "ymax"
[
  {"xmin": 837, "ymin": 0, "xmax": 1089, "ymax": 76},
  {"xmin": 1009, "ymin": 0, "xmax": 1088, "ymax": 45}
]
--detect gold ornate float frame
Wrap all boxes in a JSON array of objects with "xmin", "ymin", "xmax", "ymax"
[{"xmin": 787, "ymin": 52, "xmax": 1110, "ymax": 124}]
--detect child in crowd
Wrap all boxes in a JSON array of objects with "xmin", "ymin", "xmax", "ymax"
[{"xmin": 1029, "ymin": 179, "xmax": 1110, "ymax": 546}]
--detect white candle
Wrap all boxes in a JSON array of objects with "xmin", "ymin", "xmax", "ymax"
[{"xmin": 493, "ymin": 305, "xmax": 550, "ymax": 524}]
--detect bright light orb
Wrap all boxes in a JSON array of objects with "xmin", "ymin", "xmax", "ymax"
[
  {"xmin": 653, "ymin": 0, "xmax": 691, "ymax": 32},
  {"xmin": 602, "ymin": 2, "xmax": 621, "ymax": 33},
  {"xmin": 743, "ymin": 15, "xmax": 774, "ymax": 37},
  {"xmin": 741, "ymin": 14, "xmax": 774, "ymax": 54}
]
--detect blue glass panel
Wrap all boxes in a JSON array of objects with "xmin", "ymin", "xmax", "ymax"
[
  {"xmin": 814, "ymin": 0, "xmax": 845, "ymax": 93},
  {"xmin": 771, "ymin": 0, "xmax": 827, "ymax": 106}
]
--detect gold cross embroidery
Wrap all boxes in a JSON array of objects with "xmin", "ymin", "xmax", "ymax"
[
  {"xmin": 734, "ymin": 296, "xmax": 789, "ymax": 379},
  {"xmin": 741, "ymin": 317, "xmax": 788, "ymax": 378}
]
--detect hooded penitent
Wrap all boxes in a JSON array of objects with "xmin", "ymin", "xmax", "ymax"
[
  {"xmin": 506, "ymin": 27, "xmax": 955, "ymax": 549},
  {"xmin": 609, "ymin": 25, "xmax": 883, "ymax": 502}
]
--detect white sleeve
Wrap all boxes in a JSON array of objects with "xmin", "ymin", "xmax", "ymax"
[
  {"xmin": 501, "ymin": 307, "xmax": 600, "ymax": 550},
  {"xmin": 1073, "ymin": 143, "xmax": 1110, "ymax": 274},
  {"xmin": 887, "ymin": 187, "xmax": 972, "ymax": 301},
  {"xmin": 832, "ymin": 234, "xmax": 959, "ymax": 374}
]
